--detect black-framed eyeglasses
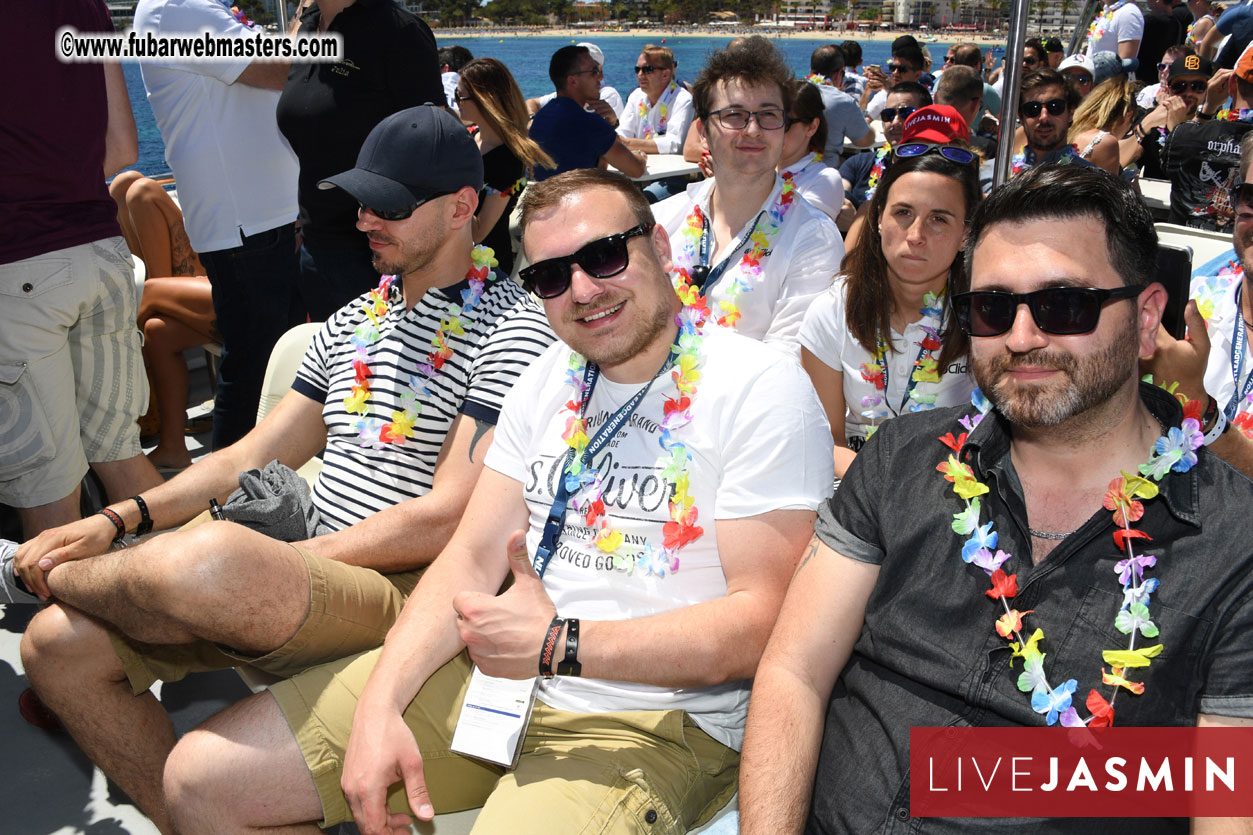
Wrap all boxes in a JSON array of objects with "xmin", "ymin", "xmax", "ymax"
[
  {"xmin": 358, "ymin": 194, "xmax": 452, "ymax": 222},
  {"xmin": 634, "ymin": 65, "xmax": 662, "ymax": 75},
  {"xmin": 705, "ymin": 107, "xmax": 788, "ymax": 130},
  {"xmin": 894, "ymin": 142, "xmax": 977, "ymax": 164},
  {"xmin": 951, "ymin": 285, "xmax": 1145, "ymax": 337},
  {"xmin": 1019, "ymin": 97, "xmax": 1068, "ymax": 118},
  {"xmin": 887, "ymin": 62, "xmax": 916, "ymax": 74},
  {"xmin": 453, "ymin": 90, "xmax": 472, "ymax": 103},
  {"xmin": 1169, "ymin": 79, "xmax": 1207, "ymax": 95},
  {"xmin": 881, "ymin": 106, "xmax": 918, "ymax": 123},
  {"xmin": 519, "ymin": 223, "xmax": 655, "ymax": 299}
]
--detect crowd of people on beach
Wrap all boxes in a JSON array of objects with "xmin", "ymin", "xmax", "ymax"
[{"xmin": 6, "ymin": 0, "xmax": 1253, "ymax": 833}]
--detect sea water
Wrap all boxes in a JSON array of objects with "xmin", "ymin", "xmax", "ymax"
[{"xmin": 124, "ymin": 35, "xmax": 955, "ymax": 178}]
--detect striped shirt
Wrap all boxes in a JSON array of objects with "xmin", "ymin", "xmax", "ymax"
[{"xmin": 292, "ymin": 274, "xmax": 555, "ymax": 531}]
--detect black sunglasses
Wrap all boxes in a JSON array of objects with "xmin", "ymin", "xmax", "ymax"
[
  {"xmin": 519, "ymin": 223, "xmax": 655, "ymax": 299},
  {"xmin": 1023, "ymin": 56, "xmax": 1039, "ymax": 66},
  {"xmin": 881, "ymin": 106, "xmax": 917, "ymax": 122},
  {"xmin": 634, "ymin": 65, "xmax": 661, "ymax": 74},
  {"xmin": 1019, "ymin": 97, "xmax": 1068, "ymax": 118},
  {"xmin": 453, "ymin": 90, "xmax": 472, "ymax": 103},
  {"xmin": 1169, "ymin": 79, "xmax": 1207, "ymax": 95},
  {"xmin": 894, "ymin": 142, "xmax": 977, "ymax": 164},
  {"xmin": 1230, "ymin": 182, "xmax": 1253, "ymax": 211},
  {"xmin": 1070, "ymin": 73, "xmax": 1094, "ymax": 85},
  {"xmin": 358, "ymin": 194, "xmax": 452, "ymax": 222},
  {"xmin": 887, "ymin": 62, "xmax": 916, "ymax": 74},
  {"xmin": 951, "ymin": 285, "xmax": 1145, "ymax": 337}
]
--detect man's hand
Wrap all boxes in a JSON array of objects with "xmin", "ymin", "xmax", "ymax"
[
  {"xmin": 342, "ymin": 694, "xmax": 433, "ymax": 834},
  {"xmin": 1205, "ymin": 69, "xmax": 1233, "ymax": 115},
  {"xmin": 15, "ymin": 514, "xmax": 118, "ymax": 600},
  {"xmin": 864, "ymin": 65, "xmax": 886, "ymax": 92},
  {"xmin": 1144, "ymin": 300, "xmax": 1212, "ymax": 404},
  {"xmin": 453, "ymin": 530, "xmax": 556, "ymax": 679},
  {"xmin": 1163, "ymin": 94, "xmax": 1190, "ymax": 132},
  {"xmin": 586, "ymin": 98, "xmax": 617, "ymax": 126}
]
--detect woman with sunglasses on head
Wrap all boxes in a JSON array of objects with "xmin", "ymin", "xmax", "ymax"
[
  {"xmin": 779, "ymin": 81, "xmax": 845, "ymax": 224},
  {"xmin": 455, "ymin": 58, "xmax": 555, "ymax": 276},
  {"xmin": 799, "ymin": 123, "xmax": 981, "ymax": 478},
  {"xmin": 1068, "ymin": 78, "xmax": 1140, "ymax": 176}
]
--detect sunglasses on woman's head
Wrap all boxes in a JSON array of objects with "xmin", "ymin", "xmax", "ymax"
[
  {"xmin": 881, "ymin": 106, "xmax": 917, "ymax": 122},
  {"xmin": 1019, "ymin": 98, "xmax": 1068, "ymax": 118},
  {"xmin": 1169, "ymin": 79, "xmax": 1207, "ymax": 95},
  {"xmin": 951, "ymin": 285, "xmax": 1145, "ymax": 337},
  {"xmin": 893, "ymin": 142, "xmax": 977, "ymax": 165},
  {"xmin": 519, "ymin": 223, "xmax": 655, "ymax": 299}
]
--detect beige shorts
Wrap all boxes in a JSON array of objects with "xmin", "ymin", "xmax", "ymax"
[
  {"xmin": 271, "ymin": 649, "xmax": 739, "ymax": 833},
  {"xmin": 0, "ymin": 236, "xmax": 146, "ymax": 506},
  {"xmin": 109, "ymin": 543, "xmax": 419, "ymax": 694}
]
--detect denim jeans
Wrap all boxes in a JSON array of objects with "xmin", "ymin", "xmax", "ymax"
[
  {"xmin": 199, "ymin": 222, "xmax": 303, "ymax": 450},
  {"xmin": 297, "ymin": 239, "xmax": 379, "ymax": 322}
]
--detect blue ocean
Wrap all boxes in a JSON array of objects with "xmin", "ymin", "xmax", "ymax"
[{"xmin": 124, "ymin": 34, "xmax": 955, "ymax": 178}]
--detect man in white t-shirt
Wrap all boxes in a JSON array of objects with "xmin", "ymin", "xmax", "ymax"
[
  {"xmin": 618, "ymin": 44, "xmax": 697, "ymax": 201},
  {"xmin": 1087, "ymin": 0, "xmax": 1146, "ymax": 60},
  {"xmin": 158, "ymin": 168, "xmax": 834, "ymax": 835},
  {"xmin": 12, "ymin": 106, "xmax": 555, "ymax": 834},
  {"xmin": 132, "ymin": 0, "xmax": 304, "ymax": 449},
  {"xmin": 654, "ymin": 38, "xmax": 844, "ymax": 354}
]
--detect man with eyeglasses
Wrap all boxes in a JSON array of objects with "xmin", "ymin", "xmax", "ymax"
[
  {"xmin": 530, "ymin": 45, "xmax": 645, "ymax": 181},
  {"xmin": 157, "ymin": 167, "xmax": 834, "ymax": 835},
  {"xmin": 654, "ymin": 38, "xmax": 843, "ymax": 352},
  {"xmin": 1013, "ymin": 69, "xmax": 1100, "ymax": 175},
  {"xmin": 1059, "ymin": 52, "xmax": 1099, "ymax": 101},
  {"xmin": 11, "ymin": 106, "xmax": 557, "ymax": 833},
  {"xmin": 804, "ymin": 44, "xmax": 874, "ymax": 160},
  {"xmin": 616, "ymin": 44, "xmax": 696, "ymax": 202},
  {"xmin": 862, "ymin": 44, "xmax": 926, "ymax": 121},
  {"xmin": 740, "ymin": 164, "xmax": 1253, "ymax": 835}
]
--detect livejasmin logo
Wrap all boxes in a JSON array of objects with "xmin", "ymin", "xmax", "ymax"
[{"xmin": 909, "ymin": 727, "xmax": 1253, "ymax": 818}]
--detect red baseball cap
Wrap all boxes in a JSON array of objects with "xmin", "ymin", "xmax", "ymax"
[{"xmin": 901, "ymin": 105, "xmax": 970, "ymax": 144}]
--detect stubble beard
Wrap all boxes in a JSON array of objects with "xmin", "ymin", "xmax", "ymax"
[{"xmin": 973, "ymin": 310, "xmax": 1140, "ymax": 428}]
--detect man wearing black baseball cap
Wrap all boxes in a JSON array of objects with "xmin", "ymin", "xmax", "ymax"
[
  {"xmin": 14, "ymin": 104, "xmax": 555, "ymax": 833},
  {"xmin": 1135, "ymin": 54, "xmax": 1217, "ymax": 179}
]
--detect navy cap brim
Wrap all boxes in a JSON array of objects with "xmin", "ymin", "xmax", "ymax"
[{"xmin": 317, "ymin": 167, "xmax": 437, "ymax": 212}]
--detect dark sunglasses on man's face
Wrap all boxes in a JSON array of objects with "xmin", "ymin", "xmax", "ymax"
[
  {"xmin": 894, "ymin": 142, "xmax": 977, "ymax": 164},
  {"xmin": 358, "ymin": 193, "xmax": 452, "ymax": 222},
  {"xmin": 1019, "ymin": 97, "xmax": 1068, "ymax": 118},
  {"xmin": 1023, "ymin": 56, "xmax": 1039, "ymax": 67},
  {"xmin": 887, "ymin": 62, "xmax": 916, "ymax": 74},
  {"xmin": 635, "ymin": 65, "xmax": 661, "ymax": 75},
  {"xmin": 1230, "ymin": 182, "xmax": 1253, "ymax": 213},
  {"xmin": 1169, "ymin": 79, "xmax": 1208, "ymax": 95},
  {"xmin": 519, "ymin": 223, "xmax": 655, "ymax": 299},
  {"xmin": 881, "ymin": 106, "xmax": 917, "ymax": 122},
  {"xmin": 951, "ymin": 285, "xmax": 1145, "ymax": 337}
]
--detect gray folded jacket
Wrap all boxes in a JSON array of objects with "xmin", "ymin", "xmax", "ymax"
[{"xmin": 219, "ymin": 459, "xmax": 331, "ymax": 541}]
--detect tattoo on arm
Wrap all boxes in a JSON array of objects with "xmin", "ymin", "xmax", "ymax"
[
  {"xmin": 468, "ymin": 417, "xmax": 491, "ymax": 463},
  {"xmin": 795, "ymin": 535, "xmax": 822, "ymax": 576}
]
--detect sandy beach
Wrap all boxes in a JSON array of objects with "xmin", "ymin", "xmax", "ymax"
[{"xmin": 433, "ymin": 24, "xmax": 1014, "ymax": 48}]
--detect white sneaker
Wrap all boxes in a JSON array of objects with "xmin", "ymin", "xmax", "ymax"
[{"xmin": 0, "ymin": 539, "xmax": 40, "ymax": 605}]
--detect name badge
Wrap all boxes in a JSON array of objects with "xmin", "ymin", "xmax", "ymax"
[{"xmin": 450, "ymin": 666, "xmax": 538, "ymax": 768}]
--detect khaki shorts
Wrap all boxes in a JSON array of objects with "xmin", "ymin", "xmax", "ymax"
[
  {"xmin": 109, "ymin": 543, "xmax": 418, "ymax": 694},
  {"xmin": 271, "ymin": 649, "xmax": 740, "ymax": 833},
  {"xmin": 0, "ymin": 237, "xmax": 146, "ymax": 506}
]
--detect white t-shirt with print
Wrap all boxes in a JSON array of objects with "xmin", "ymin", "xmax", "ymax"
[
  {"xmin": 653, "ymin": 176, "xmax": 843, "ymax": 355},
  {"xmin": 799, "ymin": 278, "xmax": 975, "ymax": 450},
  {"xmin": 483, "ymin": 326, "xmax": 834, "ymax": 750}
]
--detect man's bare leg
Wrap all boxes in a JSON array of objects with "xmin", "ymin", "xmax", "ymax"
[
  {"xmin": 21, "ymin": 605, "xmax": 178, "ymax": 834},
  {"xmin": 44, "ymin": 521, "xmax": 310, "ymax": 651},
  {"xmin": 17, "ymin": 488, "xmax": 82, "ymax": 540},
  {"xmin": 164, "ymin": 691, "xmax": 325, "ymax": 834},
  {"xmin": 91, "ymin": 453, "xmax": 165, "ymax": 505}
]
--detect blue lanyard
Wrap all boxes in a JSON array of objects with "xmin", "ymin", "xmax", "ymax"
[
  {"xmin": 692, "ymin": 210, "xmax": 766, "ymax": 294},
  {"xmin": 878, "ymin": 334, "xmax": 932, "ymax": 417},
  {"xmin": 1227, "ymin": 282, "xmax": 1253, "ymax": 421},
  {"xmin": 531, "ymin": 355, "xmax": 670, "ymax": 578}
]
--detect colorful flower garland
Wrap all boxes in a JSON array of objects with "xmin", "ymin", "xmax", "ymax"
[
  {"xmin": 485, "ymin": 174, "xmax": 528, "ymax": 199},
  {"xmin": 559, "ymin": 307, "xmax": 706, "ymax": 577},
  {"xmin": 806, "ymin": 73, "xmax": 835, "ymax": 87},
  {"xmin": 672, "ymin": 176, "xmax": 798, "ymax": 330},
  {"xmin": 638, "ymin": 80, "xmax": 680, "ymax": 139},
  {"xmin": 1010, "ymin": 144, "xmax": 1081, "ymax": 178},
  {"xmin": 859, "ymin": 291, "xmax": 945, "ymax": 436},
  {"xmin": 864, "ymin": 143, "xmax": 891, "ymax": 201},
  {"xmin": 345, "ymin": 245, "xmax": 498, "ymax": 447},
  {"xmin": 938, "ymin": 386, "xmax": 1202, "ymax": 727}
]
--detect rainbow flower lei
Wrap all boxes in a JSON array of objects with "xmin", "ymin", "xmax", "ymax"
[
  {"xmin": 672, "ymin": 176, "xmax": 798, "ymax": 329},
  {"xmin": 1085, "ymin": 0, "xmax": 1132, "ymax": 51},
  {"xmin": 638, "ymin": 80, "xmax": 680, "ymax": 139},
  {"xmin": 806, "ymin": 73, "xmax": 835, "ymax": 87},
  {"xmin": 864, "ymin": 143, "xmax": 891, "ymax": 202},
  {"xmin": 859, "ymin": 291, "xmax": 945, "ymax": 437},
  {"xmin": 558, "ymin": 307, "xmax": 706, "ymax": 577},
  {"xmin": 938, "ymin": 387, "xmax": 1203, "ymax": 727},
  {"xmin": 485, "ymin": 174, "xmax": 528, "ymax": 199},
  {"xmin": 345, "ymin": 245, "xmax": 497, "ymax": 447},
  {"xmin": 1010, "ymin": 144, "xmax": 1082, "ymax": 178}
]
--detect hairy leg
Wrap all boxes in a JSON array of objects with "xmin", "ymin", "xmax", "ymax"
[
  {"xmin": 46, "ymin": 522, "xmax": 310, "ymax": 652},
  {"xmin": 90, "ymin": 454, "xmax": 164, "ymax": 508},
  {"xmin": 165, "ymin": 691, "xmax": 324, "ymax": 834},
  {"xmin": 17, "ymin": 488, "xmax": 82, "ymax": 540},
  {"xmin": 21, "ymin": 604, "xmax": 178, "ymax": 834}
]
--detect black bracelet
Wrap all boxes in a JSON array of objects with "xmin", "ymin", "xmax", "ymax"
[
  {"xmin": 539, "ymin": 616, "xmax": 564, "ymax": 679},
  {"xmin": 1197, "ymin": 110, "xmax": 1214, "ymax": 121},
  {"xmin": 130, "ymin": 495, "xmax": 153, "ymax": 536},
  {"xmin": 96, "ymin": 507, "xmax": 126, "ymax": 544},
  {"xmin": 557, "ymin": 618, "xmax": 581, "ymax": 677}
]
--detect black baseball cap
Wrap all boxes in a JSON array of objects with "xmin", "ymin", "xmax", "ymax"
[
  {"xmin": 1043, "ymin": 37, "xmax": 1064, "ymax": 55},
  {"xmin": 318, "ymin": 105, "xmax": 484, "ymax": 213},
  {"xmin": 1167, "ymin": 54, "xmax": 1214, "ymax": 82}
]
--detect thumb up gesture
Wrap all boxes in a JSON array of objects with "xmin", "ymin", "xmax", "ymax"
[{"xmin": 453, "ymin": 529, "xmax": 557, "ymax": 679}]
